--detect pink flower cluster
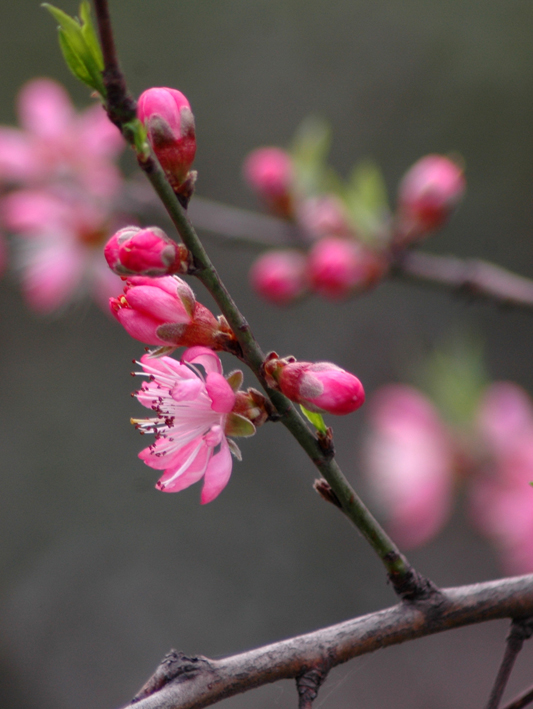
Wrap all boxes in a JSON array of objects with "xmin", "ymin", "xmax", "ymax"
[
  {"xmin": 243, "ymin": 145, "xmax": 465, "ymax": 305},
  {"xmin": 363, "ymin": 382, "xmax": 533, "ymax": 573},
  {"xmin": 0, "ymin": 78, "xmax": 127, "ymax": 312}
]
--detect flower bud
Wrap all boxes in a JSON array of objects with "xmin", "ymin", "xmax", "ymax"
[
  {"xmin": 249, "ymin": 250, "xmax": 307, "ymax": 305},
  {"xmin": 264, "ymin": 355, "xmax": 365, "ymax": 415},
  {"xmin": 243, "ymin": 147, "xmax": 294, "ymax": 218},
  {"xmin": 308, "ymin": 236, "xmax": 387, "ymax": 299},
  {"xmin": 110, "ymin": 275, "xmax": 234, "ymax": 351},
  {"xmin": 104, "ymin": 226, "xmax": 190, "ymax": 277},
  {"xmin": 396, "ymin": 154, "xmax": 466, "ymax": 242},
  {"xmin": 137, "ymin": 87, "xmax": 196, "ymax": 193}
]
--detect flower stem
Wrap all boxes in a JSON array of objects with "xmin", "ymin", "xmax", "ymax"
[{"xmin": 92, "ymin": 0, "xmax": 434, "ymax": 600}]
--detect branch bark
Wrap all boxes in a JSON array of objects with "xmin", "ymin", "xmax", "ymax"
[
  {"xmin": 485, "ymin": 618, "xmax": 533, "ymax": 709},
  {"xmin": 120, "ymin": 575, "xmax": 533, "ymax": 709}
]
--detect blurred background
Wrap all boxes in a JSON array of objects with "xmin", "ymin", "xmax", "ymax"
[{"xmin": 1, "ymin": 1, "xmax": 533, "ymax": 707}]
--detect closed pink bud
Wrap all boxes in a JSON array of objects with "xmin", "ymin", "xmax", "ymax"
[
  {"xmin": 243, "ymin": 147, "xmax": 294, "ymax": 217},
  {"xmin": 308, "ymin": 236, "xmax": 387, "ymax": 299},
  {"xmin": 249, "ymin": 250, "xmax": 307, "ymax": 305},
  {"xmin": 109, "ymin": 275, "xmax": 227, "ymax": 350},
  {"xmin": 137, "ymin": 87, "xmax": 196, "ymax": 192},
  {"xmin": 396, "ymin": 154, "xmax": 465, "ymax": 242},
  {"xmin": 264, "ymin": 356, "xmax": 365, "ymax": 415},
  {"xmin": 104, "ymin": 225, "xmax": 190, "ymax": 277}
]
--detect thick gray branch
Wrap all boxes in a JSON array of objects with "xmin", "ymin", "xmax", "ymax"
[{"xmin": 120, "ymin": 574, "xmax": 533, "ymax": 709}]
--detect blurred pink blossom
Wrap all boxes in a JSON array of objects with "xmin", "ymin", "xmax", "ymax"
[
  {"xmin": 364, "ymin": 385, "xmax": 455, "ymax": 548},
  {"xmin": 243, "ymin": 147, "xmax": 294, "ymax": 218},
  {"xmin": 133, "ymin": 347, "xmax": 242, "ymax": 504},
  {"xmin": 2, "ymin": 187, "xmax": 124, "ymax": 313},
  {"xmin": 364, "ymin": 380, "xmax": 533, "ymax": 572},
  {"xmin": 0, "ymin": 78, "xmax": 124, "ymax": 197}
]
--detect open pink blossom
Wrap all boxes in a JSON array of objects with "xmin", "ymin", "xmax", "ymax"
[
  {"xmin": 0, "ymin": 78, "xmax": 124, "ymax": 197},
  {"xmin": 2, "ymin": 186, "xmax": 124, "ymax": 313},
  {"xmin": 133, "ymin": 347, "xmax": 242, "ymax": 503},
  {"xmin": 364, "ymin": 385, "xmax": 455, "ymax": 548}
]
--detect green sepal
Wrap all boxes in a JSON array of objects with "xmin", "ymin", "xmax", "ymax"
[
  {"xmin": 122, "ymin": 118, "xmax": 149, "ymax": 157},
  {"xmin": 227, "ymin": 438, "xmax": 242, "ymax": 461},
  {"xmin": 225, "ymin": 413, "xmax": 256, "ymax": 438},
  {"xmin": 300, "ymin": 405, "xmax": 327, "ymax": 433},
  {"xmin": 43, "ymin": 2, "xmax": 106, "ymax": 97},
  {"xmin": 225, "ymin": 370, "xmax": 244, "ymax": 393}
]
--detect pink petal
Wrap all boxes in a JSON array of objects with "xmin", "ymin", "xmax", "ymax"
[
  {"xmin": 0, "ymin": 128, "xmax": 39, "ymax": 182},
  {"xmin": 113, "ymin": 307, "xmax": 164, "ymax": 344},
  {"xmin": 201, "ymin": 438, "xmax": 233, "ymax": 504},
  {"xmin": 76, "ymin": 103, "xmax": 125, "ymax": 158},
  {"xmin": 2, "ymin": 190, "xmax": 68, "ymax": 233},
  {"xmin": 205, "ymin": 372, "xmax": 236, "ymax": 413},
  {"xmin": 126, "ymin": 285, "xmax": 190, "ymax": 322},
  {"xmin": 155, "ymin": 439, "xmax": 210, "ymax": 492},
  {"xmin": 18, "ymin": 78, "xmax": 73, "ymax": 139},
  {"xmin": 182, "ymin": 346, "xmax": 223, "ymax": 375}
]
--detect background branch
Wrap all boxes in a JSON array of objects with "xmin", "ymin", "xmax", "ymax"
[
  {"xmin": 121, "ymin": 575, "xmax": 533, "ymax": 709},
  {"xmin": 485, "ymin": 618, "xmax": 533, "ymax": 709}
]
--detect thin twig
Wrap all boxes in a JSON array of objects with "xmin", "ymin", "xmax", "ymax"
[
  {"xmin": 91, "ymin": 0, "xmax": 431, "ymax": 600},
  {"xmin": 120, "ymin": 575, "xmax": 533, "ymax": 709},
  {"xmin": 395, "ymin": 251, "xmax": 533, "ymax": 310},
  {"xmin": 502, "ymin": 685, "xmax": 533, "ymax": 709},
  {"xmin": 485, "ymin": 618, "xmax": 533, "ymax": 709}
]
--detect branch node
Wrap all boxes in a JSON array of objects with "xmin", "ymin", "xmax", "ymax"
[
  {"xmin": 386, "ymin": 554, "xmax": 441, "ymax": 603},
  {"xmin": 313, "ymin": 479, "xmax": 343, "ymax": 509},
  {"xmin": 130, "ymin": 649, "xmax": 212, "ymax": 703},
  {"xmin": 296, "ymin": 663, "xmax": 329, "ymax": 709}
]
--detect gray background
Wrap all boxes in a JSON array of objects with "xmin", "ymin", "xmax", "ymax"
[{"xmin": 1, "ymin": 1, "xmax": 533, "ymax": 707}]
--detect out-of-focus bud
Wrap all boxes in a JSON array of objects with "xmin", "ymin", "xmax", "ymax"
[
  {"xmin": 137, "ymin": 87, "xmax": 196, "ymax": 193},
  {"xmin": 110, "ymin": 275, "xmax": 236, "ymax": 351},
  {"xmin": 263, "ymin": 354, "xmax": 365, "ymax": 415},
  {"xmin": 297, "ymin": 195, "xmax": 352, "ymax": 240},
  {"xmin": 243, "ymin": 147, "xmax": 294, "ymax": 218},
  {"xmin": 249, "ymin": 250, "xmax": 307, "ymax": 305},
  {"xmin": 396, "ymin": 154, "xmax": 466, "ymax": 243},
  {"xmin": 307, "ymin": 236, "xmax": 388, "ymax": 299},
  {"xmin": 104, "ymin": 226, "xmax": 190, "ymax": 277}
]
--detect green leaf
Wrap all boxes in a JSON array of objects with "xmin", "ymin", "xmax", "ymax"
[
  {"xmin": 43, "ymin": 2, "xmax": 105, "ymax": 96},
  {"xmin": 341, "ymin": 159, "xmax": 390, "ymax": 243},
  {"xmin": 417, "ymin": 335, "xmax": 489, "ymax": 426},
  {"xmin": 290, "ymin": 116, "xmax": 332, "ymax": 197},
  {"xmin": 300, "ymin": 405, "xmax": 327, "ymax": 433}
]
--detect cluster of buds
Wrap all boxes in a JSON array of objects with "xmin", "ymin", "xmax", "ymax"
[
  {"xmin": 137, "ymin": 87, "xmax": 197, "ymax": 203},
  {"xmin": 243, "ymin": 142, "xmax": 466, "ymax": 306},
  {"xmin": 263, "ymin": 352, "xmax": 365, "ymax": 416}
]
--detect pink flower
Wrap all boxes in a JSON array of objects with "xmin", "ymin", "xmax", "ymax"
[
  {"xmin": 104, "ymin": 225, "xmax": 190, "ymax": 277},
  {"xmin": 2, "ymin": 187, "xmax": 124, "ymax": 313},
  {"xmin": 242, "ymin": 147, "xmax": 294, "ymax": 218},
  {"xmin": 249, "ymin": 250, "xmax": 308, "ymax": 305},
  {"xmin": 307, "ymin": 236, "xmax": 387, "ymax": 299},
  {"xmin": 363, "ymin": 385, "xmax": 455, "ymax": 549},
  {"xmin": 0, "ymin": 78, "xmax": 124, "ymax": 197},
  {"xmin": 264, "ymin": 355, "xmax": 365, "ymax": 415},
  {"xmin": 133, "ymin": 347, "xmax": 245, "ymax": 503},
  {"xmin": 110, "ymin": 275, "xmax": 234, "ymax": 351},
  {"xmin": 469, "ymin": 383, "xmax": 533, "ymax": 573},
  {"xmin": 396, "ymin": 154, "xmax": 465, "ymax": 242},
  {"xmin": 137, "ymin": 87, "xmax": 196, "ymax": 193}
]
